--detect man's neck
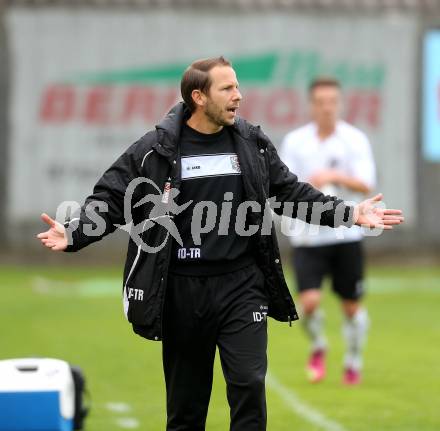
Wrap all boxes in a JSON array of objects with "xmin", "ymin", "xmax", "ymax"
[
  {"xmin": 317, "ymin": 124, "xmax": 336, "ymax": 141},
  {"xmin": 187, "ymin": 112, "xmax": 223, "ymax": 134}
]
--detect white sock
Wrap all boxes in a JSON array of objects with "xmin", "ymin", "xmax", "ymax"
[
  {"xmin": 302, "ymin": 308, "xmax": 327, "ymax": 352},
  {"xmin": 342, "ymin": 308, "xmax": 370, "ymax": 371}
]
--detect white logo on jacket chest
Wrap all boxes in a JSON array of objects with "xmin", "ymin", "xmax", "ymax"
[
  {"xmin": 181, "ymin": 154, "xmax": 242, "ymax": 180},
  {"xmin": 230, "ymin": 155, "xmax": 241, "ymax": 173},
  {"xmin": 128, "ymin": 288, "xmax": 144, "ymax": 301}
]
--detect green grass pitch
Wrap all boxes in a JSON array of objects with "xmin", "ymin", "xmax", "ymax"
[{"xmin": 1, "ymin": 264, "xmax": 439, "ymax": 430}]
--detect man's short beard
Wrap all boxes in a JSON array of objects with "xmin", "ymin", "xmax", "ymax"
[{"xmin": 205, "ymin": 100, "xmax": 230, "ymax": 127}]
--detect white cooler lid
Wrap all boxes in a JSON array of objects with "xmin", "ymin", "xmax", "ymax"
[{"xmin": 0, "ymin": 358, "xmax": 75, "ymax": 419}]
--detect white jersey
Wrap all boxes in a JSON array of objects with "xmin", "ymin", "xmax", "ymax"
[{"xmin": 279, "ymin": 121, "xmax": 376, "ymax": 247}]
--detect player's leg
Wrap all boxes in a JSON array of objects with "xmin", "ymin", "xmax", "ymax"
[
  {"xmin": 293, "ymin": 246, "xmax": 330, "ymax": 382},
  {"xmin": 341, "ymin": 299, "xmax": 369, "ymax": 384},
  {"xmin": 216, "ymin": 265, "xmax": 268, "ymax": 431},
  {"xmin": 162, "ymin": 273, "xmax": 217, "ymax": 430},
  {"xmin": 300, "ymin": 289, "xmax": 325, "ymax": 350},
  {"xmin": 331, "ymin": 241, "xmax": 369, "ymax": 385}
]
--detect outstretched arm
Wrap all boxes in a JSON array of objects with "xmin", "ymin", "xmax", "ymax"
[
  {"xmin": 35, "ymin": 134, "xmax": 153, "ymax": 253},
  {"xmin": 263, "ymin": 130, "xmax": 403, "ymax": 229},
  {"xmin": 265, "ymin": 132, "xmax": 352, "ymax": 227}
]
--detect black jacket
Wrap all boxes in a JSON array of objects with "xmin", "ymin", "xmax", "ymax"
[{"xmin": 65, "ymin": 102, "xmax": 353, "ymax": 341}]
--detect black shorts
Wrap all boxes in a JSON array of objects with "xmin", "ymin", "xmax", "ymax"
[{"xmin": 292, "ymin": 241, "xmax": 365, "ymax": 300}]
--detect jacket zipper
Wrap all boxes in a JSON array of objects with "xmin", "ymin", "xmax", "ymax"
[{"xmin": 158, "ymin": 167, "xmax": 180, "ymax": 340}]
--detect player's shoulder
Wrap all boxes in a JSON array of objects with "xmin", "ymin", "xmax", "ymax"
[{"xmin": 337, "ymin": 121, "xmax": 370, "ymax": 146}]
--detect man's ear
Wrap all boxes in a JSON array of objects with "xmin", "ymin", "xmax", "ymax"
[{"xmin": 191, "ymin": 89, "xmax": 207, "ymax": 108}]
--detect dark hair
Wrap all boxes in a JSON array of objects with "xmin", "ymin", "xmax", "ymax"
[
  {"xmin": 181, "ymin": 56, "xmax": 232, "ymax": 112},
  {"xmin": 308, "ymin": 77, "xmax": 341, "ymax": 97}
]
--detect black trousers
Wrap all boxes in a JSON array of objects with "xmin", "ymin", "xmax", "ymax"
[{"xmin": 162, "ymin": 264, "xmax": 268, "ymax": 431}]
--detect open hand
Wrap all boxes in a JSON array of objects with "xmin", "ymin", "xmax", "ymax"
[
  {"xmin": 36, "ymin": 213, "xmax": 68, "ymax": 251},
  {"xmin": 354, "ymin": 194, "xmax": 404, "ymax": 230}
]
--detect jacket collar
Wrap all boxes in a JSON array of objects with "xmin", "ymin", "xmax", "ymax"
[{"xmin": 153, "ymin": 102, "xmax": 255, "ymax": 163}]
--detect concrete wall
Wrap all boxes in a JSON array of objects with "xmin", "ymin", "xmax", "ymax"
[{"xmin": 0, "ymin": 5, "xmax": 438, "ymax": 258}]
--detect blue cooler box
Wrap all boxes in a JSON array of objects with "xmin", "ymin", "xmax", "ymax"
[{"xmin": 0, "ymin": 358, "xmax": 75, "ymax": 431}]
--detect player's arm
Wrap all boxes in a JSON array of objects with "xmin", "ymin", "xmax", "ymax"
[
  {"xmin": 261, "ymin": 130, "xmax": 403, "ymax": 230},
  {"xmin": 37, "ymin": 137, "xmax": 149, "ymax": 252},
  {"xmin": 261, "ymin": 130, "xmax": 352, "ymax": 227},
  {"xmin": 308, "ymin": 170, "xmax": 372, "ymax": 194},
  {"xmin": 309, "ymin": 133, "xmax": 376, "ymax": 195}
]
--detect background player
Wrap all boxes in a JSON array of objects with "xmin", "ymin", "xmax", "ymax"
[{"xmin": 280, "ymin": 77, "xmax": 376, "ymax": 385}]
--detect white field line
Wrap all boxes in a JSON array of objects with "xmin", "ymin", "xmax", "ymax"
[
  {"xmin": 31, "ymin": 276, "xmax": 121, "ymax": 297},
  {"xmin": 266, "ymin": 372, "xmax": 348, "ymax": 431},
  {"xmin": 116, "ymin": 418, "xmax": 140, "ymax": 429},
  {"xmin": 105, "ymin": 402, "xmax": 139, "ymax": 429},
  {"xmin": 105, "ymin": 402, "xmax": 132, "ymax": 414},
  {"xmin": 366, "ymin": 277, "xmax": 440, "ymax": 294},
  {"xmin": 31, "ymin": 275, "xmax": 440, "ymax": 299}
]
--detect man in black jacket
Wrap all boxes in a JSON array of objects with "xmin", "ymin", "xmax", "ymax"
[{"xmin": 37, "ymin": 56, "xmax": 403, "ymax": 431}]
